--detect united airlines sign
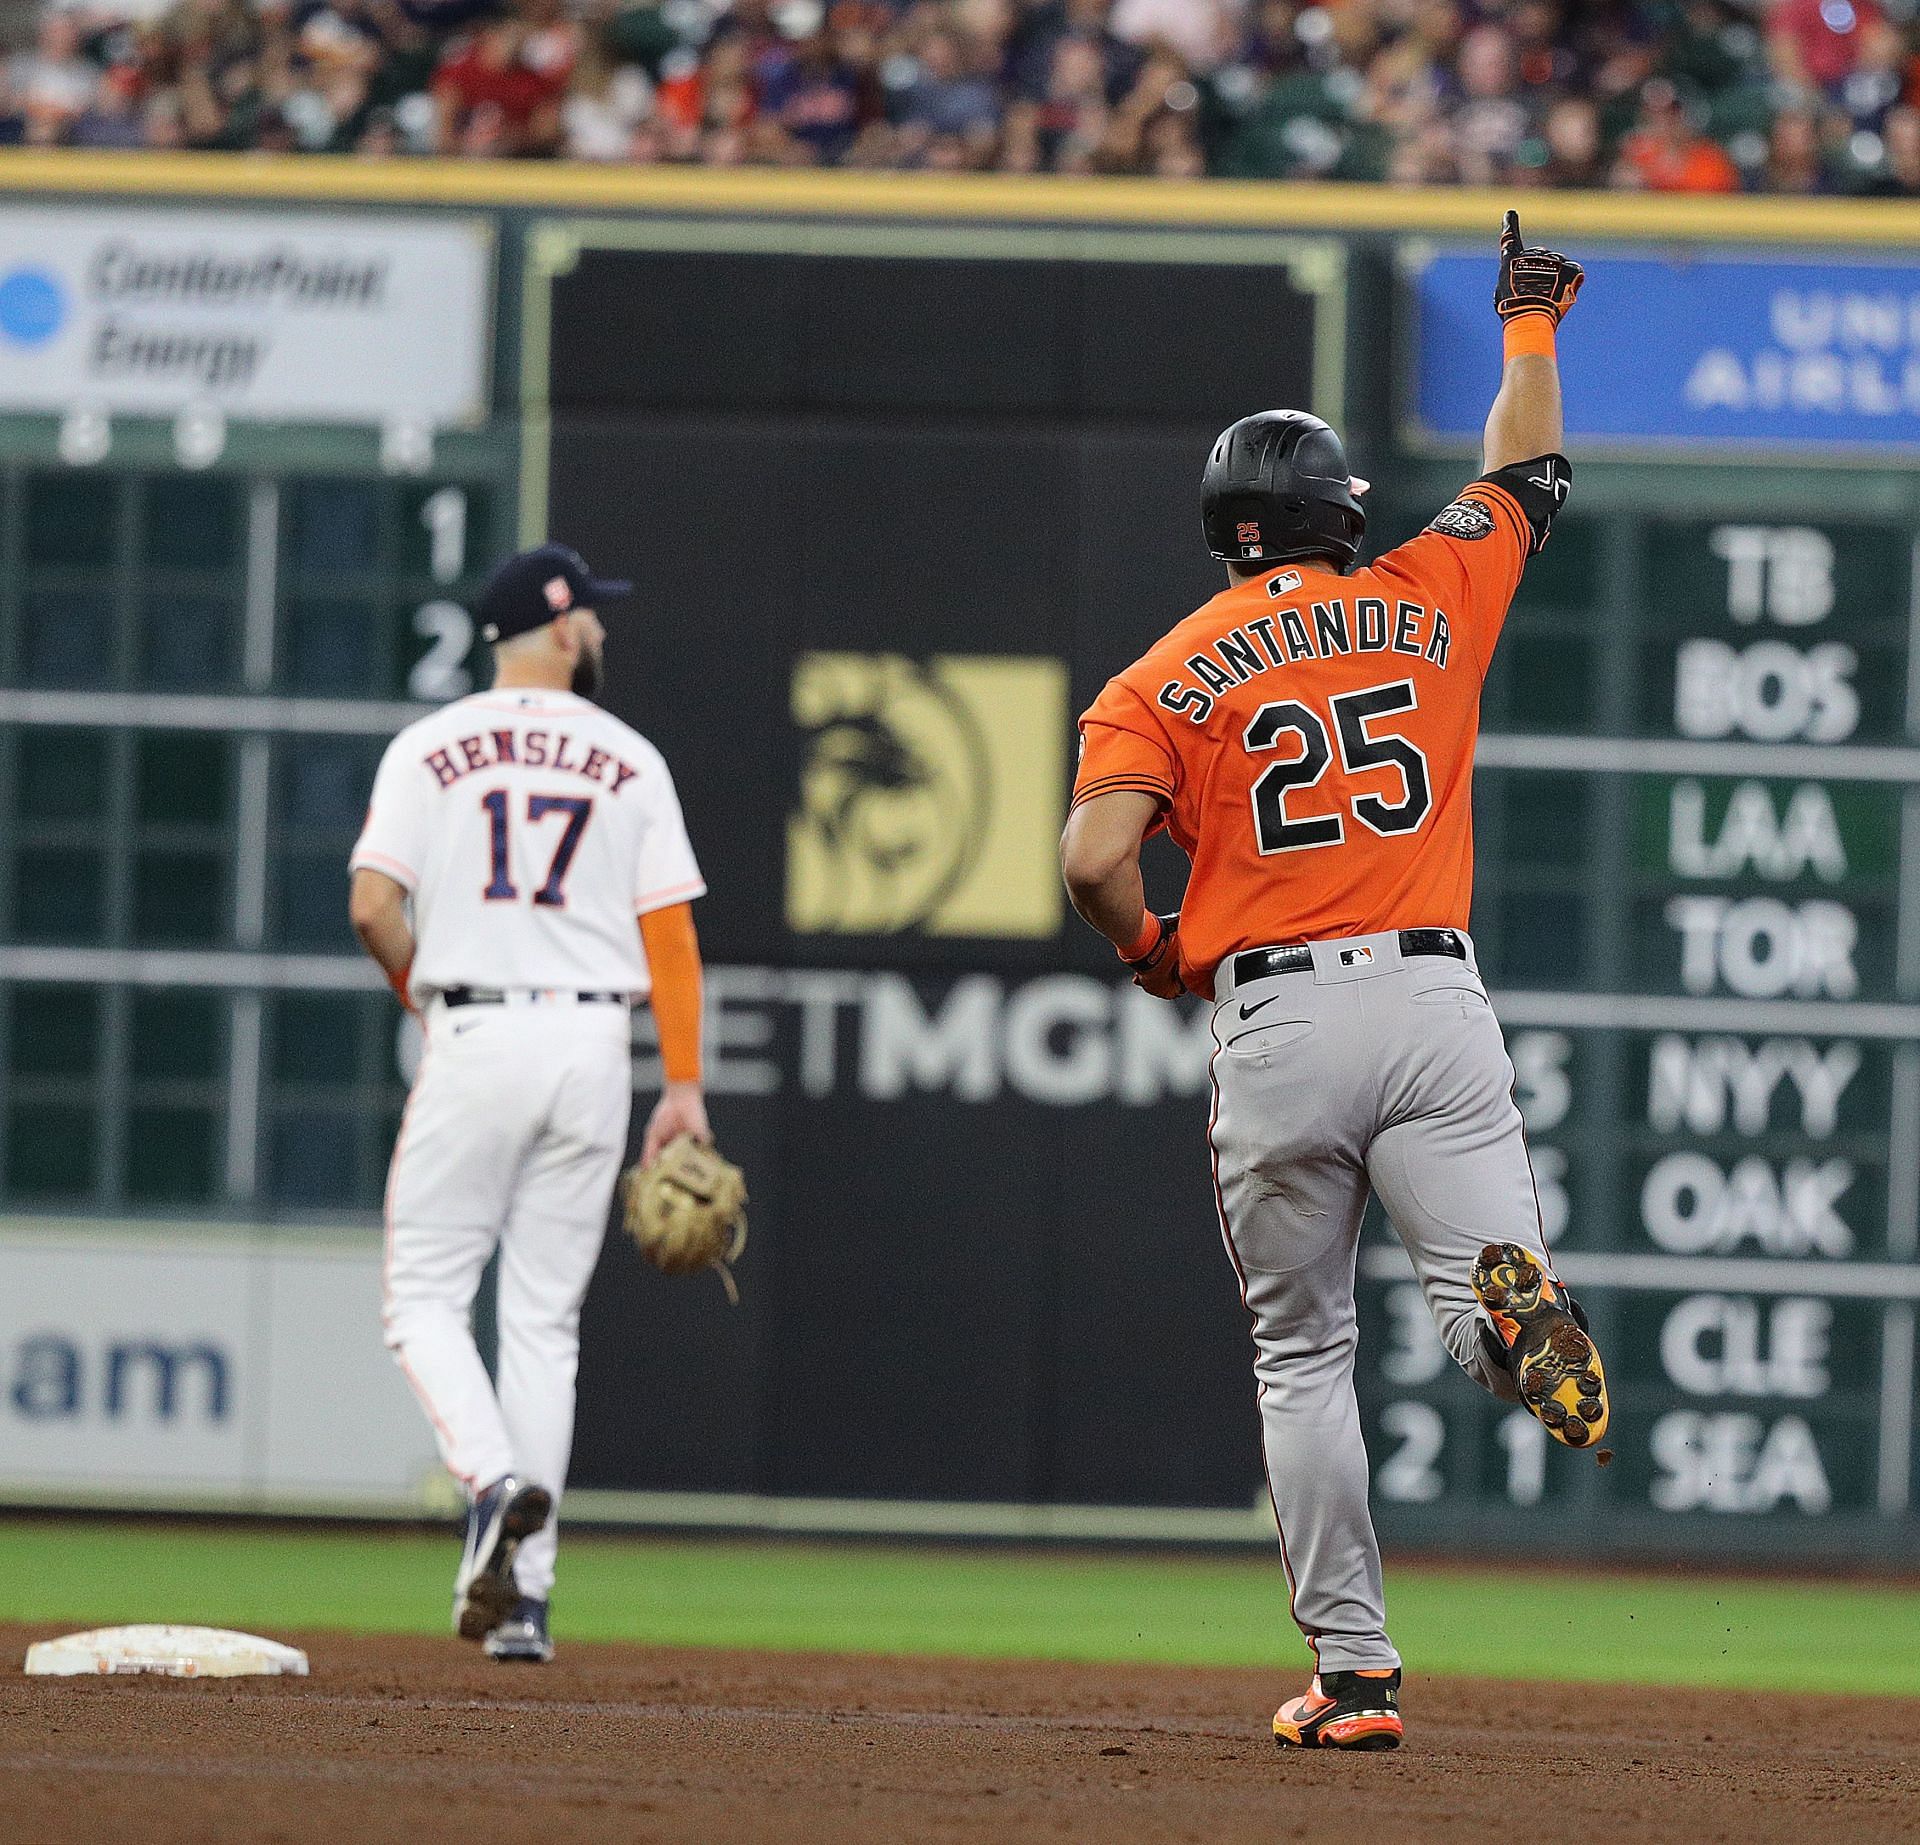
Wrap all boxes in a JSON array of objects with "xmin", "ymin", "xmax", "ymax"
[{"xmin": 1406, "ymin": 245, "xmax": 1920, "ymax": 456}]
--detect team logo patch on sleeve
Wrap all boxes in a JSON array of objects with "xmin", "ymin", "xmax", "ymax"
[{"xmin": 1428, "ymin": 499, "xmax": 1495, "ymax": 541}]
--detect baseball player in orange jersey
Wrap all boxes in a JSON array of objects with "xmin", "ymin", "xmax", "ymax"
[{"xmin": 1061, "ymin": 213, "xmax": 1608, "ymax": 1752}]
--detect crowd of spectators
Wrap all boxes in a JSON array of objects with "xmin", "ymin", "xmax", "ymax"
[{"xmin": 8, "ymin": 0, "xmax": 1920, "ymax": 192}]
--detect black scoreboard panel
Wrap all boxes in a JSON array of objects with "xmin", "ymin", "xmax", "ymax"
[
  {"xmin": 548, "ymin": 243, "xmax": 1327, "ymax": 427},
  {"xmin": 0, "ymin": 459, "xmax": 511, "ymax": 1217},
  {"xmin": 1355, "ymin": 496, "xmax": 1920, "ymax": 1555}
]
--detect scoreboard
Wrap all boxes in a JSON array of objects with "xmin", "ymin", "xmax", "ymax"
[
  {"xmin": 1356, "ymin": 496, "xmax": 1920, "ymax": 1556},
  {"xmin": 0, "ymin": 448, "xmax": 511, "ymax": 1216}
]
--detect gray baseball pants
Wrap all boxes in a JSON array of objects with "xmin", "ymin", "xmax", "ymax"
[{"xmin": 1208, "ymin": 929, "xmax": 1545, "ymax": 1674}]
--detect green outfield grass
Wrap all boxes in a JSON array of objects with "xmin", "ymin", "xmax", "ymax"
[{"xmin": 3, "ymin": 1519, "xmax": 1916, "ymax": 1696}]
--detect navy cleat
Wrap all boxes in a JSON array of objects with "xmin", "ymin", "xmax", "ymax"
[
  {"xmin": 484, "ymin": 1596, "xmax": 555, "ymax": 1664},
  {"xmin": 453, "ymin": 1476, "xmax": 552, "ymax": 1642}
]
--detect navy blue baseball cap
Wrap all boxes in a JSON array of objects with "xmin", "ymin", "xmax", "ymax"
[{"xmin": 475, "ymin": 543, "xmax": 632, "ymax": 644}]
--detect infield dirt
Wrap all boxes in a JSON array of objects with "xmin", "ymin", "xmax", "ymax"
[{"xmin": 2, "ymin": 1626, "xmax": 1915, "ymax": 1844}]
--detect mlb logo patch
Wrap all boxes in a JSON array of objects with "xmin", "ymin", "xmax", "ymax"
[
  {"xmin": 543, "ymin": 575, "xmax": 574, "ymax": 611},
  {"xmin": 1266, "ymin": 569, "xmax": 1302, "ymax": 598},
  {"xmin": 1339, "ymin": 945, "xmax": 1374, "ymax": 967}
]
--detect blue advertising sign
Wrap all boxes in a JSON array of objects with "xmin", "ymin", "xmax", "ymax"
[{"xmin": 1408, "ymin": 245, "xmax": 1920, "ymax": 456}]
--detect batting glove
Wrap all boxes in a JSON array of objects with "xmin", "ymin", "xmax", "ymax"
[{"xmin": 1495, "ymin": 210, "xmax": 1583, "ymax": 326}]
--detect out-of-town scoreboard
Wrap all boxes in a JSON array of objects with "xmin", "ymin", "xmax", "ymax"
[
  {"xmin": 0, "ymin": 202, "xmax": 510, "ymax": 1216},
  {"xmin": 1356, "ymin": 497, "xmax": 1920, "ymax": 1556}
]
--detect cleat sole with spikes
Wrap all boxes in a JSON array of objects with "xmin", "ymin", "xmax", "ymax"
[{"xmin": 1472, "ymin": 1242, "xmax": 1609, "ymax": 1449}]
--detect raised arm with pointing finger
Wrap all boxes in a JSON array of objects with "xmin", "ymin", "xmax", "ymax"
[{"xmin": 1485, "ymin": 208, "xmax": 1581, "ymax": 472}]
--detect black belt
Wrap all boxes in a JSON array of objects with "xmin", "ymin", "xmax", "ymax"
[
  {"xmin": 1230, "ymin": 929, "xmax": 1466, "ymax": 989},
  {"xmin": 441, "ymin": 987, "xmax": 627, "ymax": 1008}
]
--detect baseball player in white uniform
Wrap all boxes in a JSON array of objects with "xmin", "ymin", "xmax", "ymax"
[{"xmin": 349, "ymin": 542, "xmax": 710, "ymax": 1663}]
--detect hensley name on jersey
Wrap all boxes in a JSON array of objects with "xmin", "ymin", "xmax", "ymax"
[
  {"xmin": 351, "ymin": 687, "xmax": 704, "ymax": 1001},
  {"xmin": 1157, "ymin": 593, "xmax": 1454, "ymax": 727},
  {"xmin": 422, "ymin": 726, "xmax": 643, "ymax": 795}
]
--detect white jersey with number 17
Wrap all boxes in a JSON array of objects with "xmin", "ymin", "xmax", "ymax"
[{"xmin": 351, "ymin": 688, "xmax": 704, "ymax": 1004}]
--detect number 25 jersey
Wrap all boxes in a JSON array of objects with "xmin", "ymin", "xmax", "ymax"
[
  {"xmin": 351, "ymin": 687, "xmax": 705, "ymax": 1003},
  {"xmin": 1071, "ymin": 461, "xmax": 1569, "ymax": 990}
]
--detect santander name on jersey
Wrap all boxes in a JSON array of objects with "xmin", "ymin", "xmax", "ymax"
[
  {"xmin": 1155, "ymin": 591, "xmax": 1456, "ymax": 728},
  {"xmin": 352, "ymin": 688, "xmax": 704, "ymax": 1004}
]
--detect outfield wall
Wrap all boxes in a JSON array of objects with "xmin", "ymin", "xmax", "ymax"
[{"xmin": 0, "ymin": 160, "xmax": 1916, "ymax": 1561}]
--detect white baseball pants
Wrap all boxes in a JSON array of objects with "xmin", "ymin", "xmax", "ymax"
[{"xmin": 382, "ymin": 998, "xmax": 633, "ymax": 1600}]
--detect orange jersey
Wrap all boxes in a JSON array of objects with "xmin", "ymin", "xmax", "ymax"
[{"xmin": 1073, "ymin": 465, "xmax": 1565, "ymax": 989}]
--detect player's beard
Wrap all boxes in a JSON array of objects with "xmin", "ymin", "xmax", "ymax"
[{"xmin": 572, "ymin": 638, "xmax": 605, "ymax": 702}]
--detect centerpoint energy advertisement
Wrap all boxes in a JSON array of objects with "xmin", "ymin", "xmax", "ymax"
[{"xmin": 0, "ymin": 207, "xmax": 491, "ymax": 426}]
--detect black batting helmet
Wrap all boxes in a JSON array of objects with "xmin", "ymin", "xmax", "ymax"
[{"xmin": 1201, "ymin": 410, "xmax": 1367, "ymax": 571}]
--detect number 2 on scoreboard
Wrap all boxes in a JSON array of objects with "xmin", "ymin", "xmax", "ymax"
[{"xmin": 481, "ymin": 790, "xmax": 594, "ymax": 907}]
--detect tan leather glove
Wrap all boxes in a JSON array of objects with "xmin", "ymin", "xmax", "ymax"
[{"xmin": 621, "ymin": 1134, "xmax": 748, "ymax": 1304}]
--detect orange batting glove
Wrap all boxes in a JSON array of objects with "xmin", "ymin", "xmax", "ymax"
[
  {"xmin": 1121, "ymin": 913, "xmax": 1186, "ymax": 1000},
  {"xmin": 1495, "ymin": 209, "xmax": 1583, "ymax": 327}
]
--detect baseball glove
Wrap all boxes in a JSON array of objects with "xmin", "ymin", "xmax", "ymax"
[{"xmin": 620, "ymin": 1135, "xmax": 748, "ymax": 1305}]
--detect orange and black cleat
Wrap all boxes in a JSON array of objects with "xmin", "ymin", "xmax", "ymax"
[
  {"xmin": 1272, "ymin": 1667, "xmax": 1403, "ymax": 1752},
  {"xmin": 1473, "ymin": 1242, "xmax": 1609, "ymax": 1448}
]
